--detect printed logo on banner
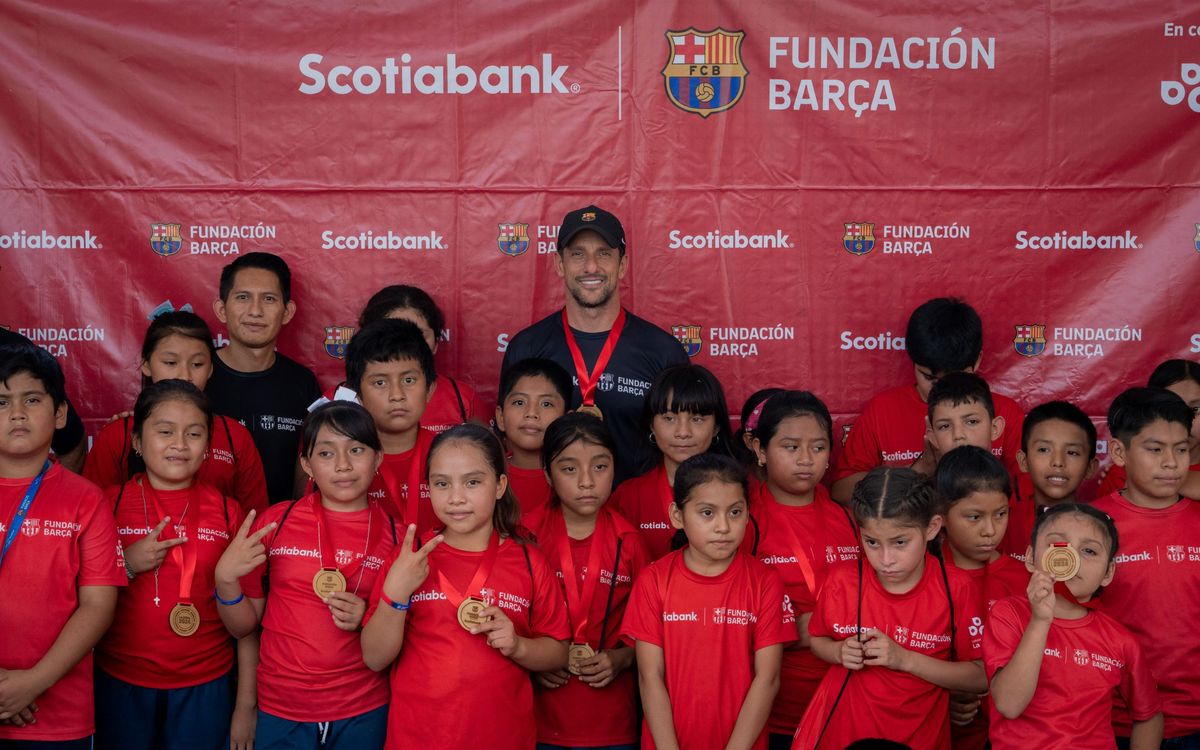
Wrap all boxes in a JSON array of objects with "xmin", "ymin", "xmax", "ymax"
[
  {"xmin": 324, "ymin": 326, "xmax": 356, "ymax": 359},
  {"xmin": 1013, "ymin": 325, "xmax": 1047, "ymax": 358},
  {"xmin": 842, "ymin": 222, "xmax": 876, "ymax": 255},
  {"xmin": 1161, "ymin": 63, "xmax": 1200, "ymax": 112},
  {"xmin": 497, "ymin": 223, "xmax": 530, "ymax": 257},
  {"xmin": 663, "ymin": 28, "xmax": 749, "ymax": 118},
  {"xmin": 150, "ymin": 223, "xmax": 183, "ymax": 257},
  {"xmin": 672, "ymin": 325, "xmax": 703, "ymax": 357}
]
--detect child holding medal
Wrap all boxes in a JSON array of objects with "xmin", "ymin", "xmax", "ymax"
[
  {"xmin": 984, "ymin": 503, "xmax": 1163, "ymax": 749},
  {"xmin": 527, "ymin": 413, "xmax": 649, "ymax": 750},
  {"xmin": 94, "ymin": 379, "xmax": 244, "ymax": 750},
  {"xmin": 361, "ymin": 423, "xmax": 569, "ymax": 750},
  {"xmin": 214, "ymin": 401, "xmax": 397, "ymax": 749}
]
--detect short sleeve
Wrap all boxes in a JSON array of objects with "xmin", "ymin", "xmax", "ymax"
[
  {"xmin": 953, "ymin": 576, "xmax": 986, "ymax": 660},
  {"xmin": 526, "ymin": 546, "xmax": 570, "ymax": 640},
  {"xmin": 754, "ymin": 565, "xmax": 796, "ymax": 649},
  {"xmin": 982, "ymin": 597, "xmax": 1025, "ymax": 679},
  {"xmin": 227, "ymin": 419, "xmax": 269, "ymax": 515},
  {"xmin": 82, "ymin": 420, "xmax": 128, "ymax": 492},
  {"xmin": 808, "ymin": 566, "xmax": 848, "ymax": 639},
  {"xmin": 621, "ymin": 567, "xmax": 664, "ymax": 647},
  {"xmin": 78, "ymin": 484, "xmax": 127, "ymax": 587},
  {"xmin": 238, "ymin": 508, "xmax": 276, "ymax": 600},
  {"xmin": 832, "ymin": 405, "xmax": 882, "ymax": 481},
  {"xmin": 1118, "ymin": 630, "xmax": 1163, "ymax": 722}
]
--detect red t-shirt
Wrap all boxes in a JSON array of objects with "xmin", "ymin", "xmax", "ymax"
[
  {"xmin": 999, "ymin": 472, "xmax": 1038, "ymax": 560},
  {"xmin": 794, "ymin": 554, "xmax": 985, "ymax": 750},
  {"xmin": 1097, "ymin": 461, "xmax": 1200, "ymax": 498},
  {"xmin": 316, "ymin": 375, "xmax": 486, "ymax": 435},
  {"xmin": 369, "ymin": 427, "xmax": 436, "ymax": 532},
  {"xmin": 1091, "ymin": 490, "xmax": 1200, "ymax": 737},
  {"xmin": 530, "ymin": 506, "xmax": 650, "ymax": 746},
  {"xmin": 983, "ymin": 596, "xmax": 1161, "ymax": 750},
  {"xmin": 241, "ymin": 493, "xmax": 396, "ymax": 721},
  {"xmin": 832, "ymin": 384, "xmax": 1025, "ymax": 482},
  {"xmin": 97, "ymin": 479, "xmax": 241, "ymax": 688},
  {"xmin": 753, "ymin": 484, "xmax": 860, "ymax": 734},
  {"xmin": 612, "ymin": 462, "xmax": 676, "ymax": 561},
  {"xmin": 365, "ymin": 536, "xmax": 570, "ymax": 750},
  {"xmin": 84, "ymin": 414, "xmax": 269, "ymax": 515},
  {"xmin": 622, "ymin": 551, "xmax": 796, "ymax": 750},
  {"xmin": 0, "ymin": 464, "xmax": 126, "ymax": 742},
  {"xmin": 508, "ymin": 463, "xmax": 552, "ymax": 517}
]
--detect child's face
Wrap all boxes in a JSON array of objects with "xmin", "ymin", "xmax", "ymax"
[
  {"xmin": 385, "ymin": 307, "xmax": 439, "ymax": 355},
  {"xmin": 1026, "ymin": 513, "xmax": 1114, "ymax": 602},
  {"xmin": 669, "ymin": 479, "xmax": 748, "ymax": 567},
  {"xmin": 301, "ymin": 425, "xmax": 382, "ymax": 506},
  {"xmin": 755, "ymin": 415, "xmax": 829, "ymax": 501},
  {"xmin": 428, "ymin": 441, "xmax": 506, "ymax": 540},
  {"xmin": 1165, "ymin": 379, "xmax": 1200, "ymax": 453},
  {"xmin": 926, "ymin": 399, "xmax": 1002, "ymax": 458},
  {"xmin": 944, "ymin": 490, "xmax": 1009, "ymax": 567},
  {"xmin": 859, "ymin": 515, "xmax": 942, "ymax": 592},
  {"xmin": 141, "ymin": 334, "xmax": 214, "ymax": 390},
  {"xmin": 1112, "ymin": 418, "xmax": 1190, "ymax": 504},
  {"xmin": 495, "ymin": 375, "xmax": 566, "ymax": 456},
  {"xmin": 357, "ymin": 357, "xmax": 432, "ymax": 438},
  {"xmin": 651, "ymin": 407, "xmax": 718, "ymax": 468},
  {"xmin": 133, "ymin": 398, "xmax": 209, "ymax": 490},
  {"xmin": 547, "ymin": 439, "xmax": 614, "ymax": 519},
  {"xmin": 1017, "ymin": 418, "xmax": 1097, "ymax": 503},
  {"xmin": 214, "ymin": 267, "xmax": 295, "ymax": 348},
  {"xmin": 0, "ymin": 371, "xmax": 66, "ymax": 462}
]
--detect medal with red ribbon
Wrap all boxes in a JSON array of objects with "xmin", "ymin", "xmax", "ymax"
[
  {"xmin": 312, "ymin": 494, "xmax": 380, "ymax": 599},
  {"xmin": 562, "ymin": 308, "xmax": 626, "ymax": 419},
  {"xmin": 143, "ymin": 481, "xmax": 200, "ymax": 637},
  {"xmin": 552, "ymin": 509, "xmax": 611, "ymax": 675},
  {"xmin": 436, "ymin": 531, "xmax": 501, "ymax": 631}
]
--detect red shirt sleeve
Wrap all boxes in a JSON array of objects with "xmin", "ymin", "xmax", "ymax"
[
  {"xmin": 77, "ymin": 482, "xmax": 127, "ymax": 587},
  {"xmin": 1118, "ymin": 631, "xmax": 1163, "ymax": 722},
  {"xmin": 239, "ymin": 505, "xmax": 279, "ymax": 600},
  {"xmin": 833, "ymin": 402, "xmax": 883, "ymax": 482},
  {"xmin": 621, "ymin": 564, "xmax": 664, "ymax": 647},
  {"xmin": 808, "ymin": 565, "xmax": 848, "ymax": 640},
  {"xmin": 81, "ymin": 419, "xmax": 130, "ymax": 493},
  {"xmin": 754, "ymin": 565, "xmax": 796, "ymax": 649},
  {"xmin": 227, "ymin": 418, "xmax": 269, "ymax": 515},
  {"xmin": 952, "ymin": 573, "xmax": 986, "ymax": 660},
  {"xmin": 362, "ymin": 545, "xmax": 400, "ymax": 626},
  {"xmin": 525, "ymin": 546, "xmax": 570, "ymax": 640},
  {"xmin": 982, "ymin": 596, "xmax": 1024, "ymax": 679}
]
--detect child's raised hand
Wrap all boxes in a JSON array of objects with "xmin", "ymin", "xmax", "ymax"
[
  {"xmin": 840, "ymin": 635, "xmax": 866, "ymax": 670},
  {"xmin": 534, "ymin": 669, "xmax": 571, "ymax": 689},
  {"xmin": 124, "ymin": 516, "xmax": 189, "ymax": 574},
  {"xmin": 1027, "ymin": 569, "xmax": 1056, "ymax": 622},
  {"xmin": 215, "ymin": 510, "xmax": 276, "ymax": 586},
  {"xmin": 326, "ymin": 591, "xmax": 366, "ymax": 631},
  {"xmin": 861, "ymin": 628, "xmax": 911, "ymax": 671},
  {"xmin": 472, "ymin": 605, "xmax": 519, "ymax": 658},
  {"xmin": 381, "ymin": 525, "xmax": 443, "ymax": 604}
]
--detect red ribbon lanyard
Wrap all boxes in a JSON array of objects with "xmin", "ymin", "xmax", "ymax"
[
  {"xmin": 561, "ymin": 308, "xmax": 627, "ymax": 408},
  {"xmin": 554, "ymin": 508, "xmax": 609, "ymax": 646},
  {"xmin": 144, "ymin": 481, "xmax": 197, "ymax": 605},
  {"xmin": 312, "ymin": 495, "xmax": 380, "ymax": 580},
  {"xmin": 760, "ymin": 484, "xmax": 821, "ymax": 597},
  {"xmin": 435, "ymin": 530, "xmax": 501, "ymax": 607}
]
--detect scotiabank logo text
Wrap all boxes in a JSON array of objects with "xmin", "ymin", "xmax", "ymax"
[{"xmin": 299, "ymin": 52, "xmax": 571, "ymax": 95}]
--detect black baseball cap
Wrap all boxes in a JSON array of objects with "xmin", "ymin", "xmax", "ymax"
[{"xmin": 556, "ymin": 205, "xmax": 626, "ymax": 255}]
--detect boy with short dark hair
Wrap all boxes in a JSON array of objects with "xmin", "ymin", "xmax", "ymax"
[
  {"xmin": 0, "ymin": 344, "xmax": 125, "ymax": 747},
  {"xmin": 1093, "ymin": 387, "xmax": 1200, "ymax": 746},
  {"xmin": 924, "ymin": 372, "xmax": 1006, "ymax": 462},
  {"xmin": 832, "ymin": 297, "xmax": 1025, "ymax": 502},
  {"xmin": 494, "ymin": 358, "xmax": 571, "ymax": 514}
]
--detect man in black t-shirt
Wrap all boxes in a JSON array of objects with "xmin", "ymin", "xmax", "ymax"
[
  {"xmin": 205, "ymin": 253, "xmax": 320, "ymax": 503},
  {"xmin": 502, "ymin": 205, "xmax": 687, "ymax": 485}
]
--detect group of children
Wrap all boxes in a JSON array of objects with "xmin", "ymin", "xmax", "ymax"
[{"xmin": 1, "ymin": 286, "xmax": 1198, "ymax": 750}]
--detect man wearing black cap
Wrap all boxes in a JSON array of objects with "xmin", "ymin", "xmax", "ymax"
[{"xmin": 501, "ymin": 205, "xmax": 686, "ymax": 485}]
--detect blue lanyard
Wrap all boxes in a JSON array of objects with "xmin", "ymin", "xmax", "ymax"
[{"xmin": 0, "ymin": 460, "xmax": 51, "ymax": 571}]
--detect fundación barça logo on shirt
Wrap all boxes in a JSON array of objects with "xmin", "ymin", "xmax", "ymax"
[
  {"xmin": 842, "ymin": 222, "xmax": 876, "ymax": 255},
  {"xmin": 672, "ymin": 324, "xmax": 703, "ymax": 357},
  {"xmin": 1013, "ymin": 324, "xmax": 1047, "ymax": 358},
  {"xmin": 150, "ymin": 223, "xmax": 183, "ymax": 257},
  {"xmin": 663, "ymin": 28, "xmax": 748, "ymax": 117},
  {"xmin": 324, "ymin": 326, "xmax": 356, "ymax": 359},
  {"xmin": 497, "ymin": 222, "xmax": 530, "ymax": 257}
]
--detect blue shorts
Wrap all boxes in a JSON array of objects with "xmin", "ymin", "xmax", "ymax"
[
  {"xmin": 255, "ymin": 705, "xmax": 387, "ymax": 750},
  {"xmin": 94, "ymin": 668, "xmax": 233, "ymax": 750}
]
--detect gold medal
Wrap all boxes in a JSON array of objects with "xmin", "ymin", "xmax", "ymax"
[
  {"xmin": 576, "ymin": 404, "xmax": 603, "ymax": 420},
  {"xmin": 169, "ymin": 603, "xmax": 200, "ymax": 637},
  {"xmin": 1042, "ymin": 543, "xmax": 1080, "ymax": 581},
  {"xmin": 312, "ymin": 567, "xmax": 347, "ymax": 599},
  {"xmin": 567, "ymin": 643, "xmax": 596, "ymax": 675},
  {"xmin": 457, "ymin": 596, "xmax": 488, "ymax": 631}
]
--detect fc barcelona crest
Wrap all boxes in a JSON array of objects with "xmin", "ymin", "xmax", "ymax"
[
  {"xmin": 150, "ymin": 223, "xmax": 183, "ymax": 257},
  {"xmin": 662, "ymin": 28, "xmax": 748, "ymax": 118},
  {"xmin": 497, "ymin": 222, "xmax": 530, "ymax": 257},
  {"xmin": 842, "ymin": 223, "xmax": 875, "ymax": 255},
  {"xmin": 1013, "ymin": 324, "xmax": 1047, "ymax": 358},
  {"xmin": 672, "ymin": 324, "xmax": 703, "ymax": 357},
  {"xmin": 324, "ymin": 326, "xmax": 355, "ymax": 359}
]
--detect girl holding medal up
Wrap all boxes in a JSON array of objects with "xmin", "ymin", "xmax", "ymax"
[
  {"xmin": 361, "ymin": 423, "xmax": 569, "ymax": 750},
  {"xmin": 528, "ymin": 413, "xmax": 649, "ymax": 750},
  {"xmin": 214, "ymin": 401, "xmax": 397, "ymax": 749},
  {"xmin": 95, "ymin": 380, "xmax": 245, "ymax": 750}
]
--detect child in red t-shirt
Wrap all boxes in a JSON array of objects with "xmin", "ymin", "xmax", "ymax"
[
  {"xmin": 748, "ymin": 391, "xmax": 860, "ymax": 747},
  {"xmin": 924, "ymin": 372, "xmax": 1007, "ymax": 468},
  {"xmin": 794, "ymin": 467, "xmax": 987, "ymax": 750},
  {"xmin": 494, "ymin": 358, "xmax": 570, "ymax": 517},
  {"xmin": 623, "ymin": 453, "xmax": 794, "ymax": 750},
  {"xmin": 83, "ymin": 311, "xmax": 269, "ymax": 514},
  {"xmin": 612, "ymin": 364, "xmax": 736, "ymax": 561},
  {"xmin": 529, "ymin": 413, "xmax": 649, "ymax": 749},
  {"xmin": 933, "ymin": 446, "xmax": 1031, "ymax": 750},
  {"xmin": 215, "ymin": 401, "xmax": 397, "ymax": 749},
  {"xmin": 95, "ymin": 380, "xmax": 244, "ymax": 750},
  {"xmin": 0, "ymin": 344, "xmax": 124, "ymax": 747},
  {"xmin": 985, "ymin": 503, "xmax": 1163, "ymax": 750},
  {"xmin": 361, "ymin": 423, "xmax": 570, "ymax": 750}
]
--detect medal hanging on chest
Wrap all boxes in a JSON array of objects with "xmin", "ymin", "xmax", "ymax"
[
  {"xmin": 562, "ymin": 308, "xmax": 626, "ymax": 420},
  {"xmin": 436, "ymin": 531, "xmax": 501, "ymax": 632},
  {"xmin": 312, "ymin": 495, "xmax": 378, "ymax": 600},
  {"xmin": 142, "ymin": 480, "xmax": 198, "ymax": 637}
]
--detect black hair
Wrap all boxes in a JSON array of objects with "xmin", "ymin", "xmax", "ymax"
[
  {"xmin": 905, "ymin": 297, "xmax": 983, "ymax": 374},
  {"xmin": 644, "ymin": 364, "xmax": 734, "ymax": 459},
  {"xmin": 1148, "ymin": 358, "xmax": 1200, "ymax": 390},
  {"xmin": 934, "ymin": 445, "xmax": 1012, "ymax": 515},
  {"xmin": 1021, "ymin": 400, "xmax": 1098, "ymax": 459},
  {"xmin": 541, "ymin": 413, "xmax": 617, "ymax": 507},
  {"xmin": 140, "ymin": 311, "xmax": 215, "ymax": 386},
  {"xmin": 1031, "ymin": 502, "xmax": 1119, "ymax": 563},
  {"xmin": 427, "ymin": 423, "xmax": 529, "ymax": 543},
  {"xmin": 344, "ymin": 318, "xmax": 437, "ymax": 394},
  {"xmin": 218, "ymin": 252, "xmax": 293, "ymax": 303},
  {"xmin": 499, "ymin": 357, "xmax": 572, "ymax": 406},
  {"xmin": 358, "ymin": 284, "xmax": 446, "ymax": 336},
  {"xmin": 731, "ymin": 387, "xmax": 785, "ymax": 469},
  {"xmin": 0, "ymin": 342, "xmax": 67, "ymax": 408},
  {"xmin": 851, "ymin": 466, "xmax": 937, "ymax": 530},
  {"xmin": 129, "ymin": 379, "xmax": 214, "ymax": 477},
  {"xmin": 1107, "ymin": 387, "xmax": 1194, "ymax": 445},
  {"xmin": 301, "ymin": 401, "xmax": 382, "ymax": 458},
  {"xmin": 926, "ymin": 371, "xmax": 995, "ymax": 421},
  {"xmin": 754, "ymin": 390, "xmax": 834, "ymax": 447},
  {"xmin": 670, "ymin": 453, "xmax": 748, "ymax": 550}
]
